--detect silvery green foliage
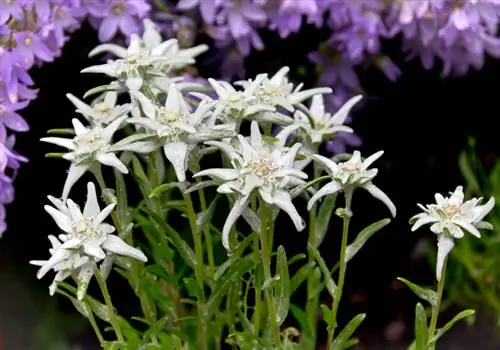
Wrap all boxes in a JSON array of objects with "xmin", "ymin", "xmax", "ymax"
[{"xmin": 30, "ymin": 18, "xmax": 490, "ymax": 350}]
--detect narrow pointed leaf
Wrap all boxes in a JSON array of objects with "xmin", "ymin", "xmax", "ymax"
[
  {"xmin": 333, "ymin": 313, "xmax": 366, "ymax": 349},
  {"xmin": 430, "ymin": 309, "xmax": 475, "ymax": 344},
  {"xmin": 308, "ymin": 243, "xmax": 336, "ymax": 298},
  {"xmin": 414, "ymin": 303, "xmax": 428, "ymax": 350},
  {"xmin": 315, "ymin": 193, "xmax": 337, "ymax": 248},
  {"xmin": 397, "ymin": 277, "xmax": 437, "ymax": 306},
  {"xmin": 290, "ymin": 261, "xmax": 316, "ymax": 294},
  {"xmin": 346, "ymin": 219, "xmax": 391, "ymax": 262},
  {"xmin": 275, "ymin": 245, "xmax": 290, "ymax": 326}
]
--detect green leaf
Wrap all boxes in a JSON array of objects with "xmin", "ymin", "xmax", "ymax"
[
  {"xmin": 46, "ymin": 128, "xmax": 75, "ymax": 135},
  {"xmin": 114, "ymin": 167, "xmax": 129, "ymax": 226},
  {"xmin": 207, "ymin": 255, "xmax": 255, "ymax": 318},
  {"xmin": 213, "ymin": 233, "xmax": 255, "ymax": 281},
  {"xmin": 308, "ymin": 243, "xmax": 337, "ymax": 298},
  {"xmin": 320, "ymin": 304, "xmax": 334, "ymax": 329},
  {"xmin": 459, "ymin": 151, "xmax": 481, "ymax": 195},
  {"xmin": 290, "ymin": 304, "xmax": 309, "ymax": 336},
  {"xmin": 397, "ymin": 277, "xmax": 437, "ymax": 306},
  {"xmin": 288, "ymin": 253, "xmax": 306, "ymax": 266},
  {"xmin": 430, "ymin": 309, "xmax": 475, "ymax": 344},
  {"xmin": 197, "ymin": 194, "xmax": 220, "ymax": 229},
  {"xmin": 149, "ymin": 182, "xmax": 182, "ymax": 198},
  {"xmin": 140, "ymin": 207, "xmax": 197, "ymax": 270},
  {"xmin": 346, "ymin": 219, "xmax": 391, "ymax": 262},
  {"xmin": 275, "ymin": 245, "xmax": 290, "ymax": 326},
  {"xmin": 185, "ymin": 180, "xmax": 220, "ymax": 194},
  {"xmin": 414, "ymin": 303, "xmax": 428, "ymax": 350},
  {"xmin": 290, "ymin": 261, "xmax": 316, "ymax": 294},
  {"xmin": 83, "ymin": 84, "xmax": 114, "ymax": 98},
  {"xmin": 315, "ymin": 193, "xmax": 338, "ymax": 248},
  {"xmin": 45, "ymin": 152, "xmax": 66, "ymax": 158},
  {"xmin": 333, "ymin": 313, "xmax": 366, "ymax": 350}
]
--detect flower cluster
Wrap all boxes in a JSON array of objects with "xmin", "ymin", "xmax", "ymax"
[
  {"xmin": 411, "ymin": 186, "xmax": 495, "ymax": 280},
  {"xmin": 28, "ymin": 18, "xmax": 493, "ymax": 350},
  {"xmin": 0, "ymin": 0, "xmax": 150, "ymax": 235},
  {"xmin": 35, "ymin": 19, "xmax": 394, "ymax": 300}
]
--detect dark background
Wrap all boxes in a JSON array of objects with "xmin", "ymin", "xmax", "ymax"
[{"xmin": 1, "ymin": 22, "xmax": 500, "ymax": 349}]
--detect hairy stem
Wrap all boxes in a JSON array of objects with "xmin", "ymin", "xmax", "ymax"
[
  {"xmin": 327, "ymin": 189, "xmax": 353, "ymax": 349},
  {"xmin": 95, "ymin": 271, "xmax": 124, "ymax": 343},
  {"xmin": 428, "ymin": 257, "xmax": 447, "ymax": 350},
  {"xmin": 260, "ymin": 199, "xmax": 281, "ymax": 345}
]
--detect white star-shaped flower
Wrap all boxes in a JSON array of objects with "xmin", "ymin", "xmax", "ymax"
[
  {"xmin": 41, "ymin": 116, "xmax": 155, "ymax": 199},
  {"xmin": 30, "ymin": 182, "xmax": 147, "ymax": 299},
  {"xmin": 66, "ymin": 91, "xmax": 131, "ymax": 127},
  {"xmin": 129, "ymin": 83, "xmax": 235, "ymax": 182},
  {"xmin": 308, "ymin": 150, "xmax": 396, "ymax": 217},
  {"xmin": 294, "ymin": 94, "xmax": 361, "ymax": 144},
  {"xmin": 194, "ymin": 121, "xmax": 307, "ymax": 250},
  {"xmin": 235, "ymin": 66, "xmax": 333, "ymax": 112},
  {"xmin": 410, "ymin": 186, "xmax": 495, "ymax": 280}
]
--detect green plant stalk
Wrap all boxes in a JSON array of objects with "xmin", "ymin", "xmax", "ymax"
[
  {"xmin": 260, "ymin": 199, "xmax": 281, "ymax": 345},
  {"xmin": 197, "ymin": 184, "xmax": 222, "ymax": 350},
  {"xmin": 305, "ymin": 161, "xmax": 321, "ymax": 347},
  {"xmin": 87, "ymin": 308, "xmax": 106, "ymax": 346},
  {"xmin": 253, "ymin": 230, "xmax": 263, "ymax": 337},
  {"xmin": 184, "ymin": 192, "xmax": 208, "ymax": 350},
  {"xmin": 428, "ymin": 257, "xmax": 447, "ymax": 350},
  {"xmin": 327, "ymin": 189, "xmax": 353, "ymax": 349},
  {"xmin": 93, "ymin": 164, "xmax": 162, "ymax": 335},
  {"xmin": 95, "ymin": 271, "xmax": 124, "ymax": 343}
]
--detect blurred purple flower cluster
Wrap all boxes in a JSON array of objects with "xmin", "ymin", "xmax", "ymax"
[
  {"xmin": 153, "ymin": 0, "xmax": 500, "ymax": 152},
  {"xmin": 0, "ymin": 0, "xmax": 150, "ymax": 235}
]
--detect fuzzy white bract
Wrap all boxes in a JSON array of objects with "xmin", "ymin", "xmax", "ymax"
[
  {"xmin": 129, "ymin": 84, "xmax": 235, "ymax": 182},
  {"xmin": 41, "ymin": 116, "xmax": 154, "ymax": 199},
  {"xmin": 30, "ymin": 182, "xmax": 147, "ymax": 300},
  {"xmin": 66, "ymin": 91, "xmax": 132, "ymax": 127},
  {"xmin": 194, "ymin": 121, "xmax": 307, "ymax": 250},
  {"xmin": 308, "ymin": 150, "xmax": 396, "ymax": 217},
  {"xmin": 410, "ymin": 186, "xmax": 495, "ymax": 281}
]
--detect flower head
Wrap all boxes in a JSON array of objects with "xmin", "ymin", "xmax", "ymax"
[
  {"xmin": 41, "ymin": 116, "xmax": 153, "ymax": 199},
  {"xmin": 130, "ymin": 84, "xmax": 234, "ymax": 182},
  {"xmin": 66, "ymin": 92, "xmax": 131, "ymax": 127},
  {"xmin": 30, "ymin": 182, "xmax": 147, "ymax": 299},
  {"xmin": 194, "ymin": 121, "xmax": 307, "ymax": 250},
  {"xmin": 308, "ymin": 150, "xmax": 396, "ymax": 217},
  {"xmin": 410, "ymin": 186, "xmax": 495, "ymax": 281}
]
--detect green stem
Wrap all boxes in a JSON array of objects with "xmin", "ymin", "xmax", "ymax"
[
  {"xmin": 327, "ymin": 190, "xmax": 353, "ymax": 349},
  {"xmin": 87, "ymin": 309, "xmax": 105, "ymax": 347},
  {"xmin": 253, "ymin": 231, "xmax": 263, "ymax": 337},
  {"xmin": 428, "ymin": 257, "xmax": 447, "ymax": 350},
  {"xmin": 184, "ymin": 192, "xmax": 208, "ymax": 350},
  {"xmin": 305, "ymin": 160, "xmax": 321, "ymax": 348},
  {"xmin": 95, "ymin": 271, "xmax": 124, "ymax": 343},
  {"xmin": 260, "ymin": 199, "xmax": 281, "ymax": 345},
  {"xmin": 197, "ymin": 185, "xmax": 222, "ymax": 350}
]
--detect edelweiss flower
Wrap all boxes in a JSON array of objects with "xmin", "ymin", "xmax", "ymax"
[
  {"xmin": 41, "ymin": 116, "xmax": 154, "ymax": 199},
  {"xmin": 130, "ymin": 84, "xmax": 235, "ymax": 182},
  {"xmin": 294, "ymin": 94, "xmax": 361, "ymax": 144},
  {"xmin": 308, "ymin": 150, "xmax": 396, "ymax": 217},
  {"xmin": 30, "ymin": 235, "xmax": 94, "ymax": 298},
  {"xmin": 192, "ymin": 75, "xmax": 276, "ymax": 125},
  {"xmin": 410, "ymin": 186, "xmax": 494, "ymax": 280},
  {"xmin": 66, "ymin": 91, "xmax": 132, "ymax": 127},
  {"xmin": 83, "ymin": 34, "xmax": 181, "ymax": 91},
  {"xmin": 194, "ymin": 121, "xmax": 307, "ymax": 250},
  {"xmin": 30, "ymin": 182, "xmax": 147, "ymax": 299},
  {"xmin": 235, "ymin": 67, "xmax": 333, "ymax": 112}
]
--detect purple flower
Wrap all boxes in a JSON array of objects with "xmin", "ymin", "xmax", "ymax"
[
  {"xmin": 269, "ymin": 0, "xmax": 318, "ymax": 38},
  {"xmin": 216, "ymin": 0, "xmax": 267, "ymax": 40},
  {"xmin": 92, "ymin": 0, "xmax": 151, "ymax": 42},
  {"xmin": 13, "ymin": 31, "xmax": 54, "ymax": 68},
  {"xmin": 0, "ymin": 99, "xmax": 29, "ymax": 138},
  {"xmin": 0, "ymin": 0, "xmax": 25, "ymax": 25},
  {"xmin": 177, "ymin": 0, "xmax": 220, "ymax": 24},
  {"xmin": 0, "ymin": 134, "xmax": 27, "ymax": 171}
]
